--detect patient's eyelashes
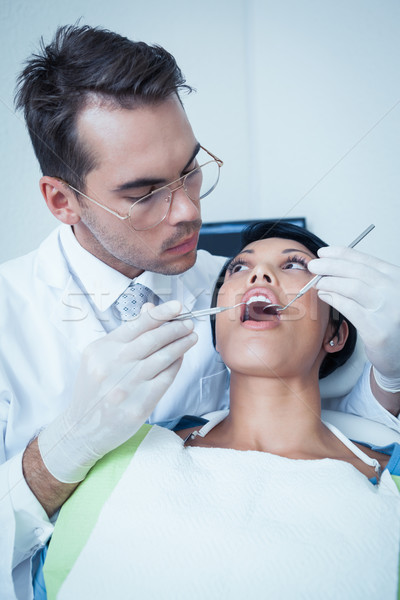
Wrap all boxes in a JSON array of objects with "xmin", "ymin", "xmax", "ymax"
[
  {"xmin": 227, "ymin": 258, "xmax": 249, "ymax": 275},
  {"xmin": 283, "ymin": 255, "xmax": 309, "ymax": 271},
  {"xmin": 226, "ymin": 254, "xmax": 310, "ymax": 276}
]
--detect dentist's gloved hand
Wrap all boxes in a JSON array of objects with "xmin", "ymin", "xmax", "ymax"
[
  {"xmin": 38, "ymin": 301, "xmax": 197, "ymax": 483},
  {"xmin": 308, "ymin": 246, "xmax": 400, "ymax": 383}
]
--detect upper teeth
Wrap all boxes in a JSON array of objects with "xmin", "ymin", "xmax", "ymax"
[{"xmin": 246, "ymin": 295, "xmax": 272, "ymax": 305}]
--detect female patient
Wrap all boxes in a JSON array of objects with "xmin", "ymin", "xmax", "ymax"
[{"xmin": 43, "ymin": 222, "xmax": 400, "ymax": 600}]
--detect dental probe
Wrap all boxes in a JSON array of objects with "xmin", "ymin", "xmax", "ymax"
[
  {"xmin": 275, "ymin": 223, "xmax": 376, "ymax": 312},
  {"xmin": 171, "ymin": 302, "xmax": 246, "ymax": 321}
]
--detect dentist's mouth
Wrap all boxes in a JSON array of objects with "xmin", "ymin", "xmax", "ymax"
[{"xmin": 165, "ymin": 232, "xmax": 199, "ymax": 255}]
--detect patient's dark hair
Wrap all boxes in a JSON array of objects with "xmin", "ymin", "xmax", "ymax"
[
  {"xmin": 210, "ymin": 221, "xmax": 357, "ymax": 379},
  {"xmin": 15, "ymin": 24, "xmax": 193, "ymax": 191}
]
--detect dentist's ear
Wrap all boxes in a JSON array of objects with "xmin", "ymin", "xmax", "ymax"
[
  {"xmin": 40, "ymin": 176, "xmax": 81, "ymax": 225},
  {"xmin": 324, "ymin": 320, "xmax": 349, "ymax": 354}
]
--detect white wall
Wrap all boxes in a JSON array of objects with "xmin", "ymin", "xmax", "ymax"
[{"xmin": 0, "ymin": 0, "xmax": 399, "ymax": 263}]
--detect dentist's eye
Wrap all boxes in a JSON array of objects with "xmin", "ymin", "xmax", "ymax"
[
  {"xmin": 227, "ymin": 258, "xmax": 249, "ymax": 275},
  {"xmin": 283, "ymin": 255, "xmax": 309, "ymax": 271}
]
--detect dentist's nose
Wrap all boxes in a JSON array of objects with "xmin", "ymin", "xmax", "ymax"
[{"xmin": 168, "ymin": 184, "xmax": 200, "ymax": 224}]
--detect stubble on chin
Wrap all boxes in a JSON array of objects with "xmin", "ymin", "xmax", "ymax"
[
  {"xmin": 164, "ymin": 250, "xmax": 198, "ymax": 275},
  {"xmin": 77, "ymin": 215, "xmax": 201, "ymax": 276}
]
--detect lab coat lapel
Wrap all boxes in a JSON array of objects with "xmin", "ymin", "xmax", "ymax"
[
  {"xmin": 50, "ymin": 275, "xmax": 107, "ymax": 352},
  {"xmin": 36, "ymin": 227, "xmax": 107, "ymax": 352}
]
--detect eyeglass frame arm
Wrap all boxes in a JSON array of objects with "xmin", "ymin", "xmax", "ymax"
[{"xmin": 54, "ymin": 145, "xmax": 223, "ymax": 223}]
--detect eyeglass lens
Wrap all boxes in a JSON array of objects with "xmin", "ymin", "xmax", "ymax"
[{"xmin": 129, "ymin": 160, "xmax": 220, "ymax": 231}]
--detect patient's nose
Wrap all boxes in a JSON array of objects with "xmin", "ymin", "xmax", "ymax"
[
  {"xmin": 250, "ymin": 272, "xmax": 272, "ymax": 284},
  {"xmin": 248, "ymin": 263, "xmax": 279, "ymax": 285}
]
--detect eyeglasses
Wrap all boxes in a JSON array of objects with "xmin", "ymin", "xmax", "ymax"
[{"xmin": 62, "ymin": 146, "xmax": 223, "ymax": 231}]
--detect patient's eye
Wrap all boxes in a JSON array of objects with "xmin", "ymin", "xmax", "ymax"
[
  {"xmin": 227, "ymin": 258, "xmax": 249, "ymax": 275},
  {"xmin": 283, "ymin": 255, "xmax": 309, "ymax": 271}
]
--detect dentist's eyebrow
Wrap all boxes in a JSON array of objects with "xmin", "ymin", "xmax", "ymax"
[
  {"xmin": 111, "ymin": 142, "xmax": 201, "ymax": 193},
  {"xmin": 183, "ymin": 142, "xmax": 201, "ymax": 170}
]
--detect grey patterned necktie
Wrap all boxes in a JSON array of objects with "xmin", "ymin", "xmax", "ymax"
[{"xmin": 113, "ymin": 282, "xmax": 159, "ymax": 321}]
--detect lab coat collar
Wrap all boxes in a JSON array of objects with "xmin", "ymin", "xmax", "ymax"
[{"xmin": 34, "ymin": 226, "xmax": 126, "ymax": 350}]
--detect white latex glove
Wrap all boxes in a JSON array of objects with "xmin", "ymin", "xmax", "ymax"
[
  {"xmin": 308, "ymin": 246, "xmax": 400, "ymax": 380},
  {"xmin": 38, "ymin": 300, "xmax": 197, "ymax": 483}
]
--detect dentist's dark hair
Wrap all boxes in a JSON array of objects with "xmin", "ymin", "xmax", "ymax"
[
  {"xmin": 210, "ymin": 220, "xmax": 357, "ymax": 379},
  {"xmin": 15, "ymin": 24, "xmax": 193, "ymax": 192}
]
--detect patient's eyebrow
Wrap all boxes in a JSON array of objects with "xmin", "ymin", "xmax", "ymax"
[
  {"xmin": 234, "ymin": 247, "xmax": 315, "ymax": 259},
  {"xmin": 281, "ymin": 248, "xmax": 315, "ymax": 259},
  {"xmin": 111, "ymin": 143, "xmax": 201, "ymax": 194}
]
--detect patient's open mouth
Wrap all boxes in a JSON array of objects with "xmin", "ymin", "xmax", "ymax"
[{"xmin": 242, "ymin": 295, "xmax": 281, "ymax": 322}]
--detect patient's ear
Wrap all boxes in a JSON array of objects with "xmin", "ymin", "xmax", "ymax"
[
  {"xmin": 324, "ymin": 320, "xmax": 349, "ymax": 354},
  {"xmin": 40, "ymin": 176, "xmax": 81, "ymax": 225}
]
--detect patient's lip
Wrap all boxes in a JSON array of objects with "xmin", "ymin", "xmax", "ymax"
[
  {"xmin": 241, "ymin": 287, "xmax": 280, "ymax": 312},
  {"xmin": 240, "ymin": 286, "xmax": 282, "ymax": 329}
]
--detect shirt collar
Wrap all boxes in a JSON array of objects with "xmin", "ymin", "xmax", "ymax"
[{"xmin": 59, "ymin": 225, "xmax": 176, "ymax": 311}]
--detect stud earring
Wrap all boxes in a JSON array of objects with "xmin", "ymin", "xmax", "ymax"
[{"xmin": 329, "ymin": 340, "xmax": 335, "ymax": 347}]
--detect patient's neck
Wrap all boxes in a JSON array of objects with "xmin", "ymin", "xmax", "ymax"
[{"xmin": 214, "ymin": 371, "xmax": 331, "ymax": 457}]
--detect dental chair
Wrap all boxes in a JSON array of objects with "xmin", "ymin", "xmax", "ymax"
[
  {"xmin": 321, "ymin": 410, "xmax": 400, "ymax": 445},
  {"xmin": 320, "ymin": 339, "xmax": 400, "ymax": 445}
]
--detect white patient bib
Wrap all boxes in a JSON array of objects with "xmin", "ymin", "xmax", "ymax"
[{"xmin": 52, "ymin": 423, "xmax": 400, "ymax": 600}]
